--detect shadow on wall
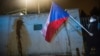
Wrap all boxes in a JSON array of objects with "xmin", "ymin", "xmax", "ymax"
[{"xmin": 7, "ymin": 17, "xmax": 31, "ymax": 56}]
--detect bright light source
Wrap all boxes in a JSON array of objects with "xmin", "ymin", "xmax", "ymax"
[
  {"xmin": 20, "ymin": 12, "xmax": 24, "ymax": 15},
  {"xmin": 17, "ymin": 0, "xmax": 51, "ymax": 13},
  {"xmin": 18, "ymin": 0, "xmax": 36, "ymax": 7},
  {"xmin": 17, "ymin": 0, "xmax": 51, "ymax": 7}
]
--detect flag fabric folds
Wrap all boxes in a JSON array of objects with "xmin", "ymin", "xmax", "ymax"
[{"xmin": 42, "ymin": 2, "xmax": 69, "ymax": 42}]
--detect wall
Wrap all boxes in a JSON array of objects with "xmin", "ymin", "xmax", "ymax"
[{"xmin": 0, "ymin": 9, "xmax": 84, "ymax": 56}]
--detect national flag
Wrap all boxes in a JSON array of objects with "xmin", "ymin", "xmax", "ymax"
[{"xmin": 41, "ymin": 2, "xmax": 69, "ymax": 42}]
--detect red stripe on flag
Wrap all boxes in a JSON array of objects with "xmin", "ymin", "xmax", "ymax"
[{"xmin": 45, "ymin": 18, "xmax": 68, "ymax": 42}]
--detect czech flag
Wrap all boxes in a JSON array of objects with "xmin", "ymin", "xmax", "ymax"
[{"xmin": 41, "ymin": 2, "xmax": 69, "ymax": 42}]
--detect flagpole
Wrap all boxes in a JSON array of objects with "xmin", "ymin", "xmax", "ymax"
[{"xmin": 69, "ymin": 15, "xmax": 93, "ymax": 36}]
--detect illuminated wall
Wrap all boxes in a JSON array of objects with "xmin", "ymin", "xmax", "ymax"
[{"xmin": 0, "ymin": 9, "xmax": 84, "ymax": 56}]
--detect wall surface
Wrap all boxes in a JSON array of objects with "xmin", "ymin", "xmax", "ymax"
[{"xmin": 0, "ymin": 9, "xmax": 84, "ymax": 56}]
